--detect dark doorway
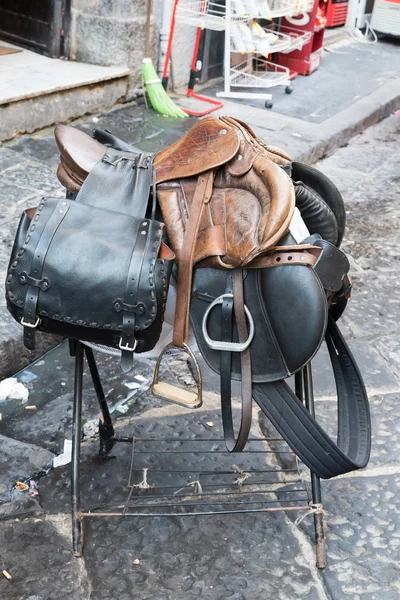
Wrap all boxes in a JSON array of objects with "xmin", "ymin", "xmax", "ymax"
[
  {"xmin": 0, "ymin": 0, "xmax": 70, "ymax": 58},
  {"xmin": 197, "ymin": 0, "xmax": 225, "ymax": 84},
  {"xmin": 198, "ymin": 28, "xmax": 225, "ymax": 84}
]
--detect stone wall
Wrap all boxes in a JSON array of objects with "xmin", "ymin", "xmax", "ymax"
[{"xmin": 69, "ymin": 0, "xmax": 161, "ymax": 97}]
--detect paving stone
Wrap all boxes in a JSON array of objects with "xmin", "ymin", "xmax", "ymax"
[
  {"xmin": 373, "ymin": 335, "xmax": 400, "ymax": 384},
  {"xmin": 83, "ymin": 511, "xmax": 323, "ymax": 600},
  {"xmin": 0, "ymin": 495, "xmax": 43, "ymax": 520},
  {"xmin": 3, "ymin": 134, "xmax": 59, "ymax": 163},
  {"xmin": 338, "ymin": 271, "xmax": 400, "ymax": 341},
  {"xmin": 318, "ymin": 475, "xmax": 400, "ymax": 599},
  {"xmin": 0, "ymin": 435, "xmax": 54, "ymax": 504},
  {"xmin": 318, "ymin": 141, "xmax": 391, "ymax": 175},
  {"xmin": 0, "ymin": 160, "xmax": 61, "ymax": 195},
  {"xmin": 0, "ymin": 147, "xmax": 27, "ymax": 173},
  {"xmin": 0, "ymin": 519, "xmax": 89, "ymax": 599},
  {"xmin": 310, "ymin": 337, "xmax": 400, "ymax": 398},
  {"xmin": 0, "ymin": 181, "xmax": 41, "ymax": 212}
]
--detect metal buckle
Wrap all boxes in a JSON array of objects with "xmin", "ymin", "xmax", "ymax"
[
  {"xmin": 21, "ymin": 316, "xmax": 40, "ymax": 328},
  {"xmin": 119, "ymin": 337, "xmax": 138, "ymax": 352},
  {"xmin": 202, "ymin": 293, "xmax": 255, "ymax": 352},
  {"xmin": 152, "ymin": 342, "xmax": 202, "ymax": 409}
]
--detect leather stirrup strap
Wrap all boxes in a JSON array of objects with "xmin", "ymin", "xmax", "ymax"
[
  {"xmin": 252, "ymin": 316, "xmax": 371, "ymax": 479},
  {"xmin": 173, "ymin": 170, "xmax": 215, "ymax": 348},
  {"xmin": 220, "ymin": 270, "xmax": 253, "ymax": 452}
]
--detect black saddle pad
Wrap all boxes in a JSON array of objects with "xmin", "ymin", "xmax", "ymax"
[{"xmin": 190, "ymin": 262, "xmax": 327, "ymax": 383}]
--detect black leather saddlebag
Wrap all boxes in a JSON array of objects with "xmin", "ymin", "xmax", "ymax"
[{"xmin": 6, "ymin": 197, "xmax": 174, "ymax": 370}]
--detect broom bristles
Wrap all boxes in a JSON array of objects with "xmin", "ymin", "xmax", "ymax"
[{"xmin": 142, "ymin": 58, "xmax": 187, "ymax": 119}]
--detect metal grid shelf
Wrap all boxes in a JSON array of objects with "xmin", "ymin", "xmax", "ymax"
[
  {"xmin": 230, "ymin": 58, "xmax": 290, "ymax": 88},
  {"xmin": 175, "ymin": 0, "xmax": 248, "ymax": 30},
  {"xmin": 81, "ymin": 436, "xmax": 311, "ymax": 519}
]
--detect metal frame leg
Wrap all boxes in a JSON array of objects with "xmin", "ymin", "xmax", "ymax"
[
  {"xmin": 71, "ymin": 341, "xmax": 84, "ymax": 557},
  {"xmin": 84, "ymin": 346, "xmax": 116, "ymax": 457},
  {"xmin": 303, "ymin": 363, "xmax": 327, "ymax": 569}
]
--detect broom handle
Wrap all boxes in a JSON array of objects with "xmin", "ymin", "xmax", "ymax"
[
  {"xmin": 162, "ymin": 0, "xmax": 180, "ymax": 88},
  {"xmin": 145, "ymin": 0, "xmax": 152, "ymax": 58}
]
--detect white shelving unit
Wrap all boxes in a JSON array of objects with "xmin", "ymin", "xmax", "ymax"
[{"xmin": 175, "ymin": 0, "xmax": 313, "ymax": 108}]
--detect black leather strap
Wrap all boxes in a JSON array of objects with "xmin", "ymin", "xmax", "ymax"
[
  {"xmin": 252, "ymin": 316, "xmax": 371, "ymax": 479},
  {"xmin": 22, "ymin": 200, "xmax": 70, "ymax": 349},
  {"xmin": 119, "ymin": 219, "xmax": 152, "ymax": 373},
  {"xmin": 220, "ymin": 270, "xmax": 253, "ymax": 452}
]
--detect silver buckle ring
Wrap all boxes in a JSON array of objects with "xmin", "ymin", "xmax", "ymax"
[
  {"xmin": 202, "ymin": 293, "xmax": 255, "ymax": 352},
  {"xmin": 119, "ymin": 337, "xmax": 138, "ymax": 352},
  {"xmin": 21, "ymin": 316, "xmax": 40, "ymax": 328}
]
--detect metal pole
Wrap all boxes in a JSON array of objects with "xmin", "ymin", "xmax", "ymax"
[
  {"xmin": 303, "ymin": 363, "xmax": 327, "ymax": 569},
  {"xmin": 294, "ymin": 371, "xmax": 304, "ymax": 403},
  {"xmin": 71, "ymin": 341, "xmax": 84, "ymax": 557},
  {"xmin": 84, "ymin": 346, "xmax": 117, "ymax": 457}
]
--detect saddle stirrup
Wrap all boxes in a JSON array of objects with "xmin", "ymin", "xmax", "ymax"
[{"xmin": 152, "ymin": 342, "xmax": 203, "ymax": 409}]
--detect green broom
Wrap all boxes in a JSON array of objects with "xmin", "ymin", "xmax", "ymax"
[{"xmin": 141, "ymin": 0, "xmax": 187, "ymax": 119}]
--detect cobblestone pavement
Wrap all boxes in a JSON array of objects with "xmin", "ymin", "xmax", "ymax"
[{"xmin": 0, "ymin": 112, "xmax": 399, "ymax": 599}]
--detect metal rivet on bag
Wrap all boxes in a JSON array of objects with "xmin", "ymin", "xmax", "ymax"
[
  {"xmin": 142, "ymin": 222, "xmax": 147, "ymax": 226},
  {"xmin": 58, "ymin": 210, "xmax": 63, "ymax": 214},
  {"xmin": 301, "ymin": 256, "xmax": 306, "ymax": 261},
  {"xmin": 137, "ymin": 304, "xmax": 145, "ymax": 315},
  {"xmin": 140, "ymin": 230, "xmax": 146, "ymax": 235},
  {"xmin": 236, "ymin": 154, "xmax": 242, "ymax": 161},
  {"xmin": 220, "ymin": 129, "xmax": 227, "ymax": 135},
  {"xmin": 19, "ymin": 275, "xmax": 26, "ymax": 283},
  {"xmin": 62, "ymin": 201, "xmax": 67, "ymax": 206}
]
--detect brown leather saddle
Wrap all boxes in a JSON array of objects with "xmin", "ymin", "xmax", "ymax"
[
  {"xmin": 54, "ymin": 118, "xmax": 371, "ymax": 478},
  {"xmin": 55, "ymin": 116, "xmax": 320, "ymax": 397}
]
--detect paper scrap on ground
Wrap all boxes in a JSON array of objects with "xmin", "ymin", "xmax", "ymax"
[
  {"xmin": 124, "ymin": 382, "xmax": 141, "ymax": 391},
  {"xmin": 111, "ymin": 377, "xmax": 149, "ymax": 414},
  {"xmin": 0, "ymin": 378, "xmax": 29, "ymax": 402},
  {"xmin": 83, "ymin": 419, "xmax": 98, "ymax": 438},
  {"xmin": 53, "ymin": 439, "xmax": 73, "ymax": 468}
]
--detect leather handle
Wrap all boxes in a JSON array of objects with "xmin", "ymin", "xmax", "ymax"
[{"xmin": 172, "ymin": 170, "xmax": 215, "ymax": 347}]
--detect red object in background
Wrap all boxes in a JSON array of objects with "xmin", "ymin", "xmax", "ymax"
[
  {"xmin": 274, "ymin": 0, "xmax": 327, "ymax": 76},
  {"xmin": 325, "ymin": 0, "xmax": 349, "ymax": 27}
]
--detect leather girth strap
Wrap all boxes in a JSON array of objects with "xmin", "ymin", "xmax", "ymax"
[
  {"xmin": 252, "ymin": 315, "xmax": 371, "ymax": 479},
  {"xmin": 173, "ymin": 170, "xmax": 215, "ymax": 348},
  {"xmin": 220, "ymin": 270, "xmax": 253, "ymax": 452}
]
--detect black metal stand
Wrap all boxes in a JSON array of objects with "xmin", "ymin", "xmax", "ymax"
[
  {"xmin": 70, "ymin": 341, "xmax": 133, "ymax": 556},
  {"xmin": 70, "ymin": 340, "xmax": 326, "ymax": 566},
  {"xmin": 295, "ymin": 367, "xmax": 327, "ymax": 569}
]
